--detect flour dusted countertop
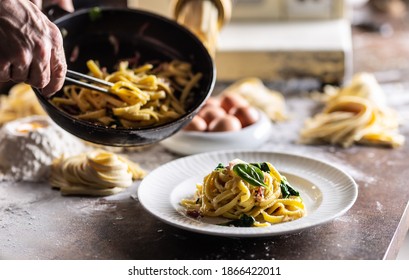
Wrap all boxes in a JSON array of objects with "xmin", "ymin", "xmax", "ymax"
[{"xmin": 0, "ymin": 81, "xmax": 408, "ymax": 259}]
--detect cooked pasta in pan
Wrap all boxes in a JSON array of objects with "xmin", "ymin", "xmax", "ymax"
[
  {"xmin": 181, "ymin": 159, "xmax": 305, "ymax": 227},
  {"xmin": 51, "ymin": 59, "xmax": 202, "ymax": 128}
]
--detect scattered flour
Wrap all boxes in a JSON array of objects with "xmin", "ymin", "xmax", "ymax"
[
  {"xmin": 376, "ymin": 201, "xmax": 384, "ymax": 212},
  {"xmin": 0, "ymin": 115, "xmax": 87, "ymax": 182}
]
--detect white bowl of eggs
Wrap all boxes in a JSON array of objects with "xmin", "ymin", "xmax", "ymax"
[{"xmin": 160, "ymin": 94, "xmax": 272, "ymax": 155}]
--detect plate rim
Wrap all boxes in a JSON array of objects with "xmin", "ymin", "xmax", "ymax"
[{"xmin": 137, "ymin": 150, "xmax": 358, "ymax": 237}]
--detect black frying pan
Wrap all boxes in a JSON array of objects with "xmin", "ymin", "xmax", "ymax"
[{"xmin": 34, "ymin": 7, "xmax": 215, "ymax": 147}]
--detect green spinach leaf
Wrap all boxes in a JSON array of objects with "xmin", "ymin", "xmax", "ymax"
[
  {"xmin": 219, "ymin": 214, "xmax": 255, "ymax": 227},
  {"xmin": 280, "ymin": 176, "xmax": 300, "ymax": 198},
  {"xmin": 89, "ymin": 7, "xmax": 102, "ymax": 21},
  {"xmin": 233, "ymin": 163, "xmax": 267, "ymax": 188},
  {"xmin": 215, "ymin": 163, "xmax": 225, "ymax": 170},
  {"xmin": 250, "ymin": 162, "xmax": 270, "ymax": 173}
]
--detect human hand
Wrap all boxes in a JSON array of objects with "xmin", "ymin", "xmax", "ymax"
[{"xmin": 0, "ymin": 0, "xmax": 67, "ymax": 97}]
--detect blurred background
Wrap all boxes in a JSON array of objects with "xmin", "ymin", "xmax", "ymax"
[{"xmin": 68, "ymin": 0, "xmax": 409, "ymax": 88}]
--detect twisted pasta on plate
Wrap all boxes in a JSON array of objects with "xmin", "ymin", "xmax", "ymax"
[{"xmin": 181, "ymin": 159, "xmax": 305, "ymax": 227}]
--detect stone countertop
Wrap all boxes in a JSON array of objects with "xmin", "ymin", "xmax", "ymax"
[
  {"xmin": 1, "ymin": 5, "xmax": 409, "ymax": 260},
  {"xmin": 1, "ymin": 82, "xmax": 408, "ymax": 259}
]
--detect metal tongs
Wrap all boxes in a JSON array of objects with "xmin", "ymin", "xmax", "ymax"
[{"xmin": 65, "ymin": 69, "xmax": 113, "ymax": 94}]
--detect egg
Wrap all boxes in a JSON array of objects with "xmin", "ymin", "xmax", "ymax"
[
  {"xmin": 203, "ymin": 96, "xmax": 221, "ymax": 108},
  {"xmin": 208, "ymin": 115, "xmax": 242, "ymax": 132},
  {"xmin": 198, "ymin": 105, "xmax": 226, "ymax": 125},
  {"xmin": 220, "ymin": 94, "xmax": 249, "ymax": 113},
  {"xmin": 183, "ymin": 115, "xmax": 207, "ymax": 131},
  {"xmin": 233, "ymin": 106, "xmax": 259, "ymax": 127}
]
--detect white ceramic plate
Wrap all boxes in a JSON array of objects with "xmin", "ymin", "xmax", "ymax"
[
  {"xmin": 138, "ymin": 151, "xmax": 358, "ymax": 237},
  {"xmin": 160, "ymin": 110, "xmax": 271, "ymax": 155}
]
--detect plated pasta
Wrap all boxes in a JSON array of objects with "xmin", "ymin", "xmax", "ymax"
[
  {"xmin": 181, "ymin": 159, "xmax": 305, "ymax": 227},
  {"xmin": 51, "ymin": 59, "xmax": 202, "ymax": 128}
]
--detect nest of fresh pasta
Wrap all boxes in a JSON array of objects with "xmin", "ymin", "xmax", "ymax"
[{"xmin": 51, "ymin": 59, "xmax": 202, "ymax": 129}]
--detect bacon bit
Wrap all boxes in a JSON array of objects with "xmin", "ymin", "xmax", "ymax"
[
  {"xmin": 70, "ymin": 45, "xmax": 80, "ymax": 62},
  {"xmin": 124, "ymin": 52, "xmax": 141, "ymax": 68},
  {"xmin": 255, "ymin": 187, "xmax": 265, "ymax": 202},
  {"xmin": 186, "ymin": 210, "xmax": 202, "ymax": 219},
  {"xmin": 227, "ymin": 158, "xmax": 246, "ymax": 170},
  {"xmin": 69, "ymin": 45, "xmax": 79, "ymax": 63}
]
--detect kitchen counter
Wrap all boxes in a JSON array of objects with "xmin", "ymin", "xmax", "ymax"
[
  {"xmin": 1, "ymin": 79, "xmax": 409, "ymax": 259},
  {"xmin": 1, "ymin": 6, "xmax": 409, "ymax": 260}
]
